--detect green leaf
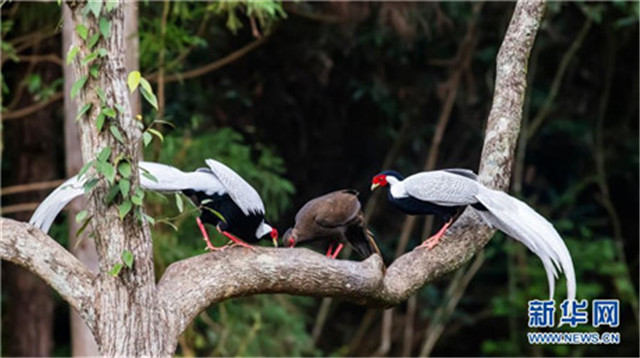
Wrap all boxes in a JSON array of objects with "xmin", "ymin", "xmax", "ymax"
[
  {"xmin": 139, "ymin": 78, "xmax": 158, "ymax": 110},
  {"xmin": 108, "ymin": 262, "xmax": 123, "ymax": 277},
  {"xmin": 81, "ymin": 52, "xmax": 98, "ymax": 65},
  {"xmin": 76, "ymin": 103, "xmax": 92, "ymax": 120},
  {"xmin": 97, "ymin": 146, "xmax": 111, "ymax": 162},
  {"xmin": 70, "ymin": 75, "xmax": 88, "ymax": 99},
  {"xmin": 78, "ymin": 160, "xmax": 94, "ymax": 179},
  {"xmin": 105, "ymin": 0, "xmax": 118, "ymax": 12},
  {"xmin": 97, "ymin": 161, "xmax": 116, "ymax": 183},
  {"xmin": 141, "ymin": 170, "xmax": 158, "ymax": 183},
  {"xmin": 96, "ymin": 113, "xmax": 106, "ymax": 132},
  {"xmin": 99, "ymin": 17, "xmax": 111, "ymax": 39},
  {"xmin": 127, "ymin": 71, "xmax": 141, "ymax": 93},
  {"xmin": 109, "ymin": 125, "xmax": 125, "ymax": 143},
  {"xmin": 104, "ymin": 183, "xmax": 120, "ymax": 204},
  {"xmin": 75, "ymin": 210, "xmax": 89, "ymax": 223},
  {"xmin": 147, "ymin": 128, "xmax": 163, "ymax": 142},
  {"xmin": 76, "ymin": 24, "xmax": 88, "ymax": 40},
  {"xmin": 88, "ymin": 33, "xmax": 100, "ymax": 49},
  {"xmin": 143, "ymin": 131, "xmax": 152, "ymax": 147},
  {"xmin": 97, "ymin": 48, "xmax": 108, "ymax": 57},
  {"xmin": 119, "ymin": 179, "xmax": 130, "ymax": 197},
  {"xmin": 83, "ymin": 178, "xmax": 99, "ymax": 194},
  {"xmin": 119, "ymin": 200, "xmax": 132, "ymax": 219},
  {"xmin": 121, "ymin": 249, "xmax": 134, "ymax": 268},
  {"xmin": 97, "ymin": 87, "xmax": 107, "ymax": 104},
  {"xmin": 201, "ymin": 199, "xmax": 213, "ymax": 205},
  {"xmin": 203, "ymin": 207, "xmax": 227, "ymax": 223},
  {"xmin": 115, "ymin": 103, "xmax": 125, "ymax": 113},
  {"xmin": 131, "ymin": 194, "xmax": 143, "ymax": 206},
  {"xmin": 66, "ymin": 45, "xmax": 79, "ymax": 65},
  {"xmin": 86, "ymin": 0, "xmax": 103, "ymax": 18},
  {"xmin": 75, "ymin": 215, "xmax": 92, "ymax": 237},
  {"xmin": 118, "ymin": 161, "xmax": 131, "ymax": 178},
  {"xmin": 102, "ymin": 107, "xmax": 116, "ymax": 118},
  {"xmin": 143, "ymin": 213, "xmax": 155, "ymax": 225},
  {"xmin": 175, "ymin": 193, "xmax": 184, "ymax": 213},
  {"xmin": 90, "ymin": 65, "xmax": 99, "ymax": 79},
  {"xmin": 158, "ymin": 219, "xmax": 179, "ymax": 232}
]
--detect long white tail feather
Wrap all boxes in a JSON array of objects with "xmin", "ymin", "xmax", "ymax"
[
  {"xmin": 29, "ymin": 175, "xmax": 86, "ymax": 233},
  {"xmin": 29, "ymin": 161, "xmax": 224, "ymax": 234},
  {"xmin": 474, "ymin": 187, "xmax": 576, "ymax": 301}
]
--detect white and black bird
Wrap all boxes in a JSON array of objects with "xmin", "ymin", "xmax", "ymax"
[
  {"xmin": 29, "ymin": 159, "xmax": 278, "ymax": 250},
  {"xmin": 371, "ymin": 169, "xmax": 576, "ymax": 301}
]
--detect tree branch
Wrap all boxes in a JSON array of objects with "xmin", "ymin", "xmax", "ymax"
[
  {"xmin": 146, "ymin": 35, "xmax": 270, "ymax": 84},
  {"xmin": 0, "ymin": 218, "xmax": 96, "ymax": 328},
  {"xmin": 157, "ymin": 0, "xmax": 545, "ymax": 337},
  {"xmin": 2, "ymin": 92, "xmax": 64, "ymax": 121}
]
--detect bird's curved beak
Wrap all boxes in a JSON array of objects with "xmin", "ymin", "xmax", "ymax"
[
  {"xmin": 371, "ymin": 183, "xmax": 380, "ymax": 191},
  {"xmin": 270, "ymin": 228, "xmax": 278, "ymax": 247}
]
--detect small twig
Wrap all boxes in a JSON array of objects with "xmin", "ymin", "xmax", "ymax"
[
  {"xmin": 147, "ymin": 36, "xmax": 270, "ymax": 84},
  {"xmin": 15, "ymin": 54, "xmax": 64, "ymax": 66},
  {"xmin": 2, "ymin": 179, "xmax": 65, "ymax": 196},
  {"xmin": 419, "ymin": 252, "xmax": 485, "ymax": 357},
  {"xmin": 311, "ymin": 297, "xmax": 332, "ymax": 343},
  {"xmin": 2, "ymin": 92, "xmax": 64, "ymax": 121},
  {"xmin": 156, "ymin": 0, "xmax": 170, "ymax": 123},
  {"xmin": 0, "ymin": 202, "xmax": 39, "ymax": 215},
  {"xmin": 373, "ymin": 308, "xmax": 394, "ymax": 356},
  {"xmin": 527, "ymin": 17, "xmax": 592, "ymax": 139},
  {"xmin": 401, "ymin": 295, "xmax": 417, "ymax": 356}
]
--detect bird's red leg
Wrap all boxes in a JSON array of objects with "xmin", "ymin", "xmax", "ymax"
[
  {"xmin": 196, "ymin": 217, "xmax": 220, "ymax": 251},
  {"xmin": 331, "ymin": 243, "xmax": 345, "ymax": 259},
  {"xmin": 418, "ymin": 219, "xmax": 453, "ymax": 250},
  {"xmin": 326, "ymin": 244, "xmax": 334, "ymax": 257},
  {"xmin": 216, "ymin": 226, "xmax": 255, "ymax": 250}
]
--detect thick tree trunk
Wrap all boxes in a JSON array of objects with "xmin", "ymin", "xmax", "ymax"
[
  {"xmin": 66, "ymin": 1, "xmax": 174, "ymax": 355},
  {"xmin": 62, "ymin": 2, "xmax": 139, "ymax": 355}
]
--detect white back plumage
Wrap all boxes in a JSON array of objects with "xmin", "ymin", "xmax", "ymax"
[
  {"xmin": 29, "ymin": 161, "xmax": 230, "ymax": 233},
  {"xmin": 204, "ymin": 159, "xmax": 265, "ymax": 216},
  {"xmin": 402, "ymin": 171, "xmax": 480, "ymax": 206},
  {"xmin": 139, "ymin": 161, "xmax": 225, "ymax": 196},
  {"xmin": 392, "ymin": 169, "xmax": 577, "ymax": 302}
]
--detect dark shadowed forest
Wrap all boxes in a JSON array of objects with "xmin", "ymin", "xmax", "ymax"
[{"xmin": 1, "ymin": 1, "xmax": 638, "ymax": 357}]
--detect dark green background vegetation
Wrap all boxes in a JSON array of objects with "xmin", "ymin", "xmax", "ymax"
[{"xmin": 2, "ymin": 1, "xmax": 638, "ymax": 356}]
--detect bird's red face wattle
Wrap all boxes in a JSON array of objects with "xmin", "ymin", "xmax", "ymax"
[
  {"xmin": 287, "ymin": 237, "xmax": 296, "ymax": 248},
  {"xmin": 371, "ymin": 174, "xmax": 388, "ymax": 190}
]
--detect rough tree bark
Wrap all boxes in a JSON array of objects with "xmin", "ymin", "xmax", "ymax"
[
  {"xmin": 0, "ymin": 0, "xmax": 546, "ymax": 356},
  {"xmin": 62, "ymin": 3, "xmax": 139, "ymax": 355}
]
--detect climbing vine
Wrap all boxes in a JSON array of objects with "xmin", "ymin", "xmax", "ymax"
[{"xmin": 66, "ymin": 0, "xmax": 162, "ymax": 276}]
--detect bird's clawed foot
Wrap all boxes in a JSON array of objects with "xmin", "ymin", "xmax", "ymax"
[
  {"xmin": 217, "ymin": 225, "xmax": 255, "ymax": 250},
  {"xmin": 325, "ymin": 242, "xmax": 345, "ymax": 259},
  {"xmin": 197, "ymin": 217, "xmax": 223, "ymax": 251},
  {"xmin": 417, "ymin": 219, "xmax": 453, "ymax": 251},
  {"xmin": 419, "ymin": 235, "xmax": 442, "ymax": 250}
]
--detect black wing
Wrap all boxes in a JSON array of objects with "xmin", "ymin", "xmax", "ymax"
[{"xmin": 344, "ymin": 213, "xmax": 381, "ymax": 258}]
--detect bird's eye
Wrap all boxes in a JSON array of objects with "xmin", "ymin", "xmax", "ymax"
[{"xmin": 287, "ymin": 237, "xmax": 296, "ymax": 248}]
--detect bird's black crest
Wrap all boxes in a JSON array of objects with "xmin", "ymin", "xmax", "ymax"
[{"xmin": 376, "ymin": 170, "xmax": 404, "ymax": 180}]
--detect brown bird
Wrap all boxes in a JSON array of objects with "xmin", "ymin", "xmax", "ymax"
[{"xmin": 282, "ymin": 189, "xmax": 381, "ymax": 259}]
